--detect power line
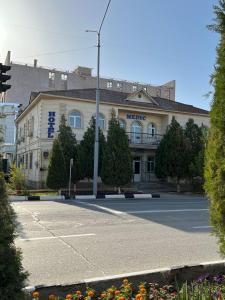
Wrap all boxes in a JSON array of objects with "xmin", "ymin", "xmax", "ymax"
[{"xmin": 14, "ymin": 46, "xmax": 96, "ymax": 59}]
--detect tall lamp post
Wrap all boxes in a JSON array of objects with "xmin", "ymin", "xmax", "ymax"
[{"xmin": 86, "ymin": 0, "xmax": 112, "ymax": 196}]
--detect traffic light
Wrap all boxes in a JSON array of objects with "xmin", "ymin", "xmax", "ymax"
[{"xmin": 0, "ymin": 63, "xmax": 11, "ymax": 92}]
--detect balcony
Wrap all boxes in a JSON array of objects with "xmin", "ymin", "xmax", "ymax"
[{"xmin": 126, "ymin": 132, "xmax": 163, "ymax": 149}]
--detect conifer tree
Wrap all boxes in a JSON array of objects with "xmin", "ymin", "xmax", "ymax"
[
  {"xmin": 0, "ymin": 173, "xmax": 28, "ymax": 300},
  {"xmin": 79, "ymin": 117, "xmax": 106, "ymax": 179},
  {"xmin": 46, "ymin": 138, "xmax": 67, "ymax": 189},
  {"xmin": 155, "ymin": 117, "xmax": 190, "ymax": 192},
  {"xmin": 101, "ymin": 110, "xmax": 132, "ymax": 193},
  {"xmin": 205, "ymin": 0, "xmax": 225, "ymax": 256},
  {"xmin": 58, "ymin": 115, "xmax": 80, "ymax": 183}
]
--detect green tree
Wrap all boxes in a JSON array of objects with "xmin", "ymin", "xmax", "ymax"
[
  {"xmin": 205, "ymin": 0, "xmax": 225, "ymax": 256},
  {"xmin": 46, "ymin": 138, "xmax": 68, "ymax": 190},
  {"xmin": 58, "ymin": 115, "xmax": 80, "ymax": 183},
  {"xmin": 0, "ymin": 173, "xmax": 28, "ymax": 300},
  {"xmin": 8, "ymin": 163, "xmax": 29, "ymax": 195},
  {"xmin": 101, "ymin": 110, "xmax": 133, "ymax": 193},
  {"xmin": 155, "ymin": 117, "xmax": 190, "ymax": 192},
  {"xmin": 79, "ymin": 117, "xmax": 106, "ymax": 180}
]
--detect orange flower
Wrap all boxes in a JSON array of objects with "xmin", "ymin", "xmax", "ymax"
[
  {"xmin": 65, "ymin": 294, "xmax": 73, "ymax": 300},
  {"xmin": 115, "ymin": 290, "xmax": 121, "ymax": 296},
  {"xmin": 139, "ymin": 285, "xmax": 145, "ymax": 290},
  {"xmin": 88, "ymin": 291, "xmax": 94, "ymax": 297},
  {"xmin": 118, "ymin": 297, "xmax": 125, "ymax": 300},
  {"xmin": 108, "ymin": 288, "xmax": 114, "ymax": 294},
  {"xmin": 123, "ymin": 279, "xmax": 129, "ymax": 285},
  {"xmin": 101, "ymin": 293, "xmax": 107, "ymax": 298},
  {"xmin": 140, "ymin": 288, "xmax": 146, "ymax": 294},
  {"xmin": 76, "ymin": 291, "xmax": 82, "ymax": 296},
  {"xmin": 136, "ymin": 294, "xmax": 142, "ymax": 300},
  {"xmin": 48, "ymin": 295, "xmax": 56, "ymax": 300},
  {"xmin": 32, "ymin": 291, "xmax": 39, "ymax": 299}
]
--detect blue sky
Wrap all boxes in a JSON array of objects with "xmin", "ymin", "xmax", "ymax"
[{"xmin": 0, "ymin": 0, "xmax": 219, "ymax": 110}]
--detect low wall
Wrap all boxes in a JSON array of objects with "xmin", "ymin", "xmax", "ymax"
[{"xmin": 26, "ymin": 260, "xmax": 225, "ymax": 300}]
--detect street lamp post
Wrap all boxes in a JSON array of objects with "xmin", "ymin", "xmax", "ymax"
[{"xmin": 86, "ymin": 0, "xmax": 112, "ymax": 196}]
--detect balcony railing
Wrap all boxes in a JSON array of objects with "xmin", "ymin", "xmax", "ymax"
[{"xmin": 126, "ymin": 132, "xmax": 163, "ymax": 146}]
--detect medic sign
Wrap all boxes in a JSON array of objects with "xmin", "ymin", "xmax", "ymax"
[
  {"xmin": 48, "ymin": 112, "xmax": 55, "ymax": 138},
  {"xmin": 126, "ymin": 113, "xmax": 146, "ymax": 121}
]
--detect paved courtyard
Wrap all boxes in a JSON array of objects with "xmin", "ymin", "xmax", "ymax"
[{"xmin": 13, "ymin": 194, "xmax": 221, "ymax": 286}]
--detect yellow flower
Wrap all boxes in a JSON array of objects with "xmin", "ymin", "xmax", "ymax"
[
  {"xmin": 32, "ymin": 291, "xmax": 39, "ymax": 299},
  {"xmin": 108, "ymin": 288, "xmax": 114, "ymax": 294},
  {"xmin": 123, "ymin": 279, "xmax": 129, "ymax": 285},
  {"xmin": 88, "ymin": 291, "xmax": 94, "ymax": 297}
]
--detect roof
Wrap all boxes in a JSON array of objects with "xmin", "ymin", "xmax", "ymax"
[{"xmin": 29, "ymin": 88, "xmax": 209, "ymax": 115}]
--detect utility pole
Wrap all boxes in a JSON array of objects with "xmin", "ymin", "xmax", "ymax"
[
  {"xmin": 69, "ymin": 158, "xmax": 73, "ymax": 198},
  {"xmin": 86, "ymin": 0, "xmax": 112, "ymax": 196}
]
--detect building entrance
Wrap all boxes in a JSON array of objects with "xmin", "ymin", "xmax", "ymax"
[{"xmin": 133, "ymin": 157, "xmax": 141, "ymax": 182}]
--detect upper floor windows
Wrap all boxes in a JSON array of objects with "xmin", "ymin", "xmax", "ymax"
[
  {"xmin": 61, "ymin": 74, "xmax": 68, "ymax": 89},
  {"xmin": 119, "ymin": 119, "xmax": 126, "ymax": 130},
  {"xmin": 117, "ymin": 82, "xmax": 122, "ymax": 89},
  {"xmin": 93, "ymin": 113, "xmax": 105, "ymax": 130},
  {"xmin": 69, "ymin": 111, "xmax": 81, "ymax": 129},
  {"xmin": 107, "ymin": 81, "xmax": 113, "ymax": 88},
  {"xmin": 132, "ymin": 85, "xmax": 137, "ymax": 92},
  {"xmin": 148, "ymin": 123, "xmax": 156, "ymax": 136},
  {"xmin": 49, "ymin": 72, "xmax": 55, "ymax": 88}
]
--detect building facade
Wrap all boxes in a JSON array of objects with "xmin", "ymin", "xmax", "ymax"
[
  {"xmin": 0, "ymin": 103, "xmax": 20, "ymax": 171},
  {"xmin": 1, "ymin": 51, "xmax": 176, "ymax": 107},
  {"xmin": 15, "ymin": 89, "xmax": 209, "ymax": 188}
]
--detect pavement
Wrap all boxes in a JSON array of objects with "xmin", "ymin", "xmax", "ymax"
[{"xmin": 12, "ymin": 194, "xmax": 221, "ymax": 286}]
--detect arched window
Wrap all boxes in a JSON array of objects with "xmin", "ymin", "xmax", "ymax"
[
  {"xmin": 119, "ymin": 119, "xmax": 126, "ymax": 130},
  {"xmin": 131, "ymin": 121, "xmax": 142, "ymax": 143},
  {"xmin": 148, "ymin": 123, "xmax": 156, "ymax": 136},
  {"xmin": 93, "ymin": 113, "xmax": 105, "ymax": 130},
  {"xmin": 69, "ymin": 111, "xmax": 81, "ymax": 128}
]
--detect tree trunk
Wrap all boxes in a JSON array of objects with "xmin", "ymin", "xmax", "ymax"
[
  {"xmin": 176, "ymin": 179, "xmax": 181, "ymax": 193},
  {"xmin": 118, "ymin": 186, "xmax": 121, "ymax": 194}
]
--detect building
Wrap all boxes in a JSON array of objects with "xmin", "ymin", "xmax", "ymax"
[
  {"xmin": 15, "ymin": 88, "xmax": 209, "ymax": 188},
  {"xmin": 0, "ymin": 103, "xmax": 20, "ymax": 171},
  {"xmin": 1, "ymin": 51, "xmax": 176, "ymax": 107}
]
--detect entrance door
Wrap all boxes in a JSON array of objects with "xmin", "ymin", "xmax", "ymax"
[{"xmin": 133, "ymin": 158, "xmax": 141, "ymax": 182}]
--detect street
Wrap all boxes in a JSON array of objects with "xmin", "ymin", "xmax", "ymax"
[{"xmin": 13, "ymin": 195, "xmax": 221, "ymax": 286}]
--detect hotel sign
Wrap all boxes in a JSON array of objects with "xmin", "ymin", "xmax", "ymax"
[
  {"xmin": 48, "ymin": 112, "xmax": 55, "ymax": 138},
  {"xmin": 126, "ymin": 113, "xmax": 146, "ymax": 121}
]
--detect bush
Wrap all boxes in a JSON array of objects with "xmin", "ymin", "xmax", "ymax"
[
  {"xmin": 0, "ymin": 173, "xmax": 28, "ymax": 299},
  {"xmin": 7, "ymin": 163, "xmax": 29, "ymax": 195}
]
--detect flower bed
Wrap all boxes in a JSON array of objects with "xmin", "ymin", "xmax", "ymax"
[{"xmin": 30, "ymin": 275, "xmax": 225, "ymax": 300}]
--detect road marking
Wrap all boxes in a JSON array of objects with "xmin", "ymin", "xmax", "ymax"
[
  {"xmin": 192, "ymin": 225, "xmax": 212, "ymax": 229},
  {"xmin": 78, "ymin": 202, "xmax": 209, "ymax": 215},
  {"xmin": 18, "ymin": 233, "xmax": 96, "ymax": 242}
]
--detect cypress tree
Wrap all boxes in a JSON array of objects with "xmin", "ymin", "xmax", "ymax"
[
  {"xmin": 155, "ymin": 117, "xmax": 190, "ymax": 192},
  {"xmin": 0, "ymin": 173, "xmax": 28, "ymax": 300},
  {"xmin": 205, "ymin": 0, "xmax": 225, "ymax": 256},
  {"xmin": 79, "ymin": 117, "xmax": 106, "ymax": 179},
  {"xmin": 46, "ymin": 138, "xmax": 67, "ymax": 189},
  {"xmin": 58, "ymin": 115, "xmax": 80, "ymax": 183},
  {"xmin": 101, "ymin": 110, "xmax": 133, "ymax": 193}
]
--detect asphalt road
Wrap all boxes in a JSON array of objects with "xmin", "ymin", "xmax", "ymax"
[{"xmin": 13, "ymin": 194, "xmax": 221, "ymax": 286}]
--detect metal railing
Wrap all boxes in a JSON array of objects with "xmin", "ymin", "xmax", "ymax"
[{"xmin": 126, "ymin": 132, "xmax": 163, "ymax": 146}]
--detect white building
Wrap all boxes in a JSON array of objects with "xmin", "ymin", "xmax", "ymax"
[
  {"xmin": 0, "ymin": 103, "xmax": 20, "ymax": 171},
  {"xmin": 1, "ymin": 51, "xmax": 176, "ymax": 107},
  {"xmin": 15, "ymin": 88, "xmax": 209, "ymax": 188}
]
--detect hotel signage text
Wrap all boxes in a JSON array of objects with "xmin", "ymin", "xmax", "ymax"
[
  {"xmin": 48, "ymin": 112, "xmax": 55, "ymax": 138},
  {"xmin": 126, "ymin": 113, "xmax": 146, "ymax": 121}
]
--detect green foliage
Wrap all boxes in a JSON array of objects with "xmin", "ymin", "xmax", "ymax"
[
  {"xmin": 155, "ymin": 117, "xmax": 190, "ymax": 188},
  {"xmin": 46, "ymin": 138, "xmax": 68, "ymax": 189},
  {"xmin": 205, "ymin": 0, "xmax": 225, "ymax": 256},
  {"xmin": 79, "ymin": 117, "xmax": 106, "ymax": 180},
  {"xmin": 101, "ymin": 110, "xmax": 133, "ymax": 192},
  {"xmin": 8, "ymin": 163, "xmax": 29, "ymax": 195},
  {"xmin": 0, "ymin": 173, "xmax": 28, "ymax": 300},
  {"xmin": 58, "ymin": 115, "xmax": 80, "ymax": 183}
]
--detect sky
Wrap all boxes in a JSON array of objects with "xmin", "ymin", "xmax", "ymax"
[{"xmin": 0, "ymin": 0, "xmax": 219, "ymax": 110}]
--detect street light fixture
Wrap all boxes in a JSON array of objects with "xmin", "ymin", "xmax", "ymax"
[{"xmin": 86, "ymin": 0, "xmax": 112, "ymax": 196}]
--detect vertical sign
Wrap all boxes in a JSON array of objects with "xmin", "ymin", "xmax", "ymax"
[{"xmin": 48, "ymin": 112, "xmax": 55, "ymax": 138}]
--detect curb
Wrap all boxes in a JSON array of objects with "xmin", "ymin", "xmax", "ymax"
[
  {"xmin": 10, "ymin": 193, "xmax": 160, "ymax": 201},
  {"xmin": 25, "ymin": 260, "xmax": 225, "ymax": 299}
]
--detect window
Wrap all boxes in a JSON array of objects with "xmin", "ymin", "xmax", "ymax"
[
  {"xmin": 148, "ymin": 123, "xmax": 156, "ymax": 136},
  {"xmin": 131, "ymin": 121, "xmax": 142, "ymax": 143},
  {"xmin": 49, "ymin": 72, "xmax": 55, "ymax": 87},
  {"xmin": 93, "ymin": 113, "xmax": 105, "ymax": 130},
  {"xmin": 117, "ymin": 82, "xmax": 122, "ymax": 89},
  {"xmin": 107, "ymin": 81, "xmax": 113, "ymax": 88},
  {"xmin": 132, "ymin": 85, "xmax": 137, "ymax": 92},
  {"xmin": 69, "ymin": 111, "xmax": 81, "ymax": 128},
  {"xmin": 143, "ymin": 87, "xmax": 147, "ymax": 92},
  {"xmin": 156, "ymin": 89, "xmax": 161, "ymax": 97},
  {"xmin": 61, "ymin": 74, "xmax": 68, "ymax": 89},
  {"xmin": 29, "ymin": 152, "xmax": 33, "ymax": 169},
  {"xmin": 25, "ymin": 153, "xmax": 28, "ymax": 169},
  {"xmin": 147, "ymin": 157, "xmax": 155, "ymax": 173},
  {"xmin": 119, "ymin": 119, "xmax": 126, "ymax": 130}
]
